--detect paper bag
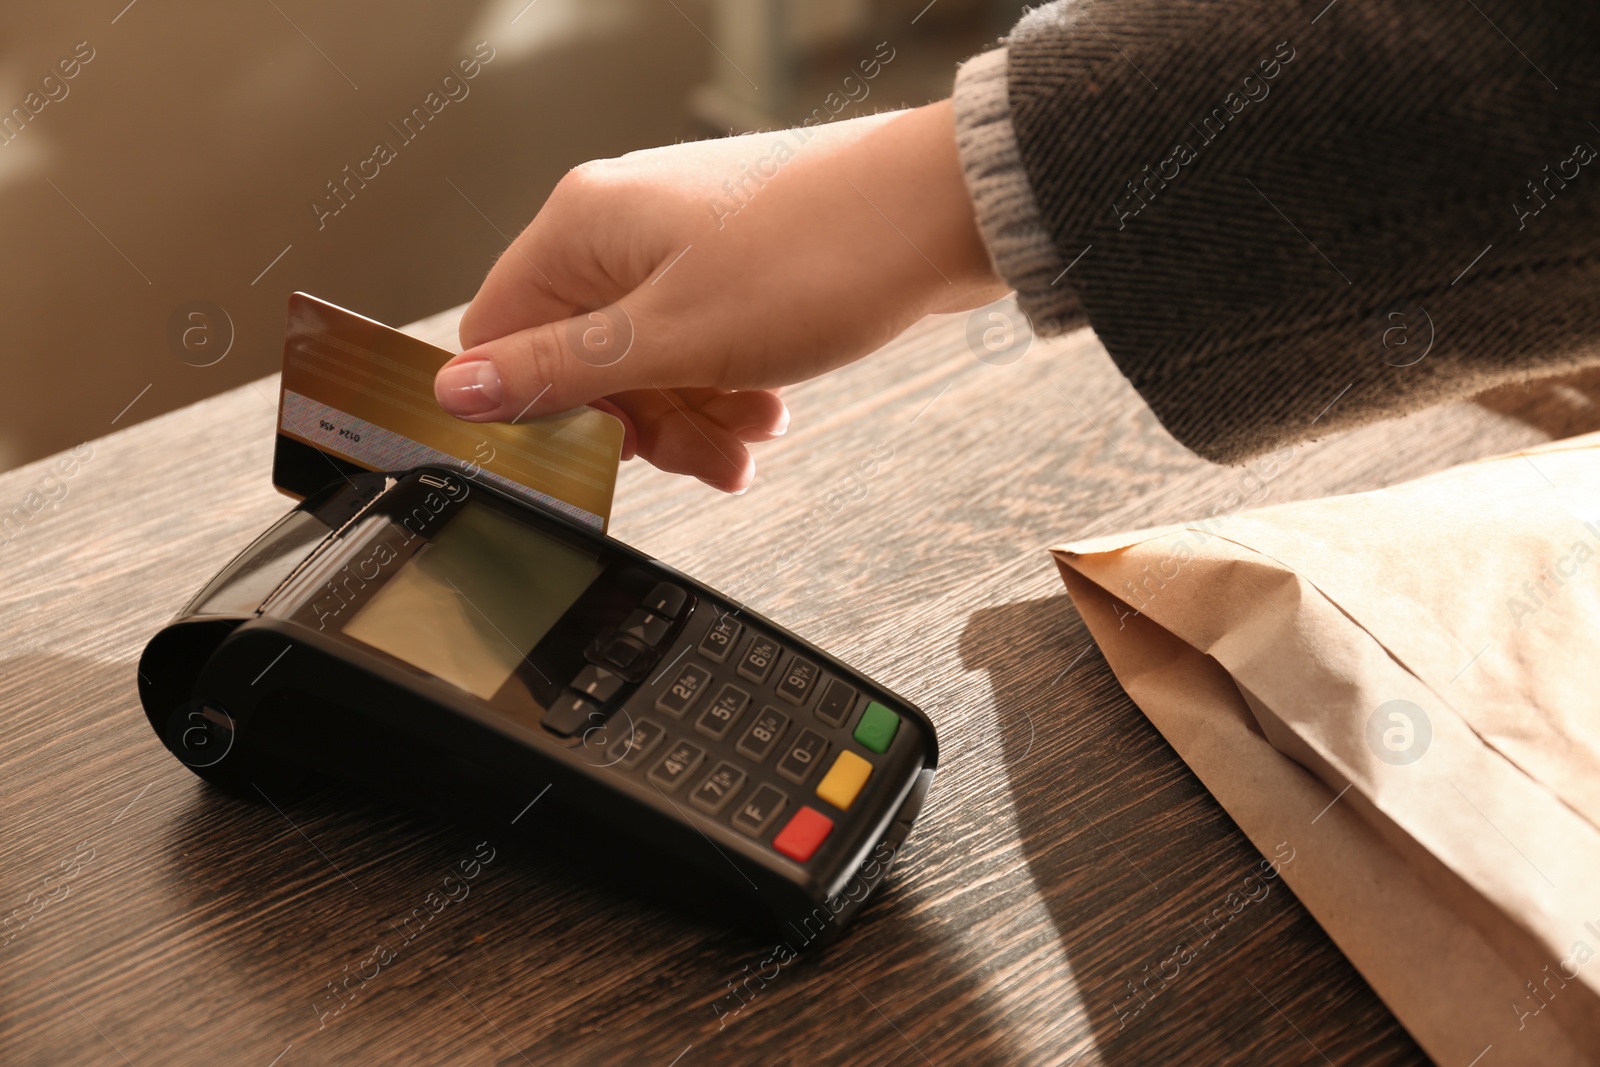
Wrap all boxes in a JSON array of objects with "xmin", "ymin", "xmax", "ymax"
[{"xmin": 1053, "ymin": 432, "xmax": 1600, "ymax": 1065}]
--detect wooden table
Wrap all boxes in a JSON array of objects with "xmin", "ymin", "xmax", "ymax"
[{"xmin": 4, "ymin": 301, "xmax": 1594, "ymax": 1066}]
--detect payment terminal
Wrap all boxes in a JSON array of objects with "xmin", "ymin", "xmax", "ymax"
[{"xmin": 138, "ymin": 466, "xmax": 937, "ymax": 942}]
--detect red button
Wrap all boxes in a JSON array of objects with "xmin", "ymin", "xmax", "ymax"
[{"xmin": 771, "ymin": 806, "xmax": 834, "ymax": 862}]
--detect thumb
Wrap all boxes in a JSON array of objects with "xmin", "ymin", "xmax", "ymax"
[{"xmin": 434, "ymin": 301, "xmax": 654, "ymax": 421}]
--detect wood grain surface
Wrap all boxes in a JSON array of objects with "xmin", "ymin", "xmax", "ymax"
[{"xmin": 3, "ymin": 301, "xmax": 1596, "ymax": 1066}]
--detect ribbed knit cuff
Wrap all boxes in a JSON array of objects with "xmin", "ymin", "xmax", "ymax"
[{"xmin": 952, "ymin": 47, "xmax": 1087, "ymax": 337}]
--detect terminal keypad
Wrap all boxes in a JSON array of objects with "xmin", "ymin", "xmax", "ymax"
[{"xmin": 590, "ymin": 596, "xmax": 911, "ymax": 869}]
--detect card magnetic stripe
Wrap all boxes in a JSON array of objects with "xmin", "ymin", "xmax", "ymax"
[
  {"xmin": 285, "ymin": 350, "xmax": 618, "ymax": 477},
  {"xmin": 280, "ymin": 391, "xmax": 605, "ymax": 530}
]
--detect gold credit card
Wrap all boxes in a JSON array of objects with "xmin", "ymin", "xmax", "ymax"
[{"xmin": 274, "ymin": 292, "xmax": 623, "ymax": 531}]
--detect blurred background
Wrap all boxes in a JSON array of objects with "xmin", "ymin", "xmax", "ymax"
[{"xmin": 0, "ymin": 0, "xmax": 1027, "ymax": 473}]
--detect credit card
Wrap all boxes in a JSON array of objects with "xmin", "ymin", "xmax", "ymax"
[{"xmin": 274, "ymin": 292, "xmax": 623, "ymax": 531}]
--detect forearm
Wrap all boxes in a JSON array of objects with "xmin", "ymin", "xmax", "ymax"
[{"xmin": 954, "ymin": 0, "xmax": 1600, "ymax": 462}]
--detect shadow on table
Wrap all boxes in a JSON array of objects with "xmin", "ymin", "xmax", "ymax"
[
  {"xmin": 136, "ymin": 699, "xmax": 1023, "ymax": 1065},
  {"xmin": 956, "ymin": 594, "xmax": 1426, "ymax": 1066}
]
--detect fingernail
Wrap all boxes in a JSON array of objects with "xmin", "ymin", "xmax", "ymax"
[
  {"xmin": 732, "ymin": 486, "xmax": 748, "ymax": 495},
  {"xmin": 774, "ymin": 404, "xmax": 790, "ymax": 436},
  {"xmin": 435, "ymin": 357, "xmax": 503, "ymax": 416}
]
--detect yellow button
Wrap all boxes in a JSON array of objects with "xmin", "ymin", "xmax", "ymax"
[{"xmin": 815, "ymin": 750, "xmax": 873, "ymax": 811}]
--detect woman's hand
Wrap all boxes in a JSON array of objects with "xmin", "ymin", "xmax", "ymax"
[{"xmin": 437, "ymin": 99, "xmax": 1007, "ymax": 492}]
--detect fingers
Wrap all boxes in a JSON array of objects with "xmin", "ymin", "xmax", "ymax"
[
  {"xmin": 457, "ymin": 168, "xmax": 618, "ymax": 351},
  {"xmin": 457, "ymin": 234, "xmax": 577, "ymax": 353},
  {"xmin": 438, "ymin": 308, "xmax": 784, "ymax": 490},
  {"xmin": 603, "ymin": 388, "xmax": 786, "ymax": 492},
  {"xmin": 585, "ymin": 397, "xmax": 638, "ymax": 460},
  {"xmin": 435, "ymin": 302, "xmax": 648, "ymax": 422},
  {"xmin": 695, "ymin": 390, "xmax": 789, "ymax": 442},
  {"xmin": 629, "ymin": 390, "xmax": 755, "ymax": 493}
]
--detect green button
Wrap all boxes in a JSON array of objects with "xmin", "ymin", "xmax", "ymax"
[{"xmin": 853, "ymin": 701, "xmax": 900, "ymax": 754}]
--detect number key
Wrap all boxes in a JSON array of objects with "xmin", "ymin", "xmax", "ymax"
[
  {"xmin": 736, "ymin": 634, "xmax": 781, "ymax": 684},
  {"xmin": 775, "ymin": 656, "xmax": 819, "ymax": 706},
  {"xmin": 611, "ymin": 718, "xmax": 666, "ymax": 768},
  {"xmin": 656, "ymin": 663, "xmax": 711, "ymax": 718},
  {"xmin": 648, "ymin": 739, "xmax": 705, "ymax": 792},
  {"xmin": 775, "ymin": 728, "xmax": 828, "ymax": 785},
  {"xmin": 690, "ymin": 761, "xmax": 746, "ymax": 815},
  {"xmin": 698, "ymin": 613, "xmax": 742, "ymax": 663},
  {"xmin": 735, "ymin": 706, "xmax": 790, "ymax": 763},
  {"xmin": 695, "ymin": 684, "xmax": 751, "ymax": 741}
]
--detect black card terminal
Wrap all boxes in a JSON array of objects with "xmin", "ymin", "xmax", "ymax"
[{"xmin": 138, "ymin": 466, "xmax": 937, "ymax": 943}]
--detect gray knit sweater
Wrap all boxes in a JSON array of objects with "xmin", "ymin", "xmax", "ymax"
[{"xmin": 953, "ymin": 0, "xmax": 1600, "ymax": 462}]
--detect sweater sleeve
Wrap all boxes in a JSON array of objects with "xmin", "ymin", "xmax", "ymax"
[{"xmin": 952, "ymin": 0, "xmax": 1600, "ymax": 464}]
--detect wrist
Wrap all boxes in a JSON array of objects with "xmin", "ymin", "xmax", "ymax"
[
  {"xmin": 830, "ymin": 100, "xmax": 1009, "ymax": 318},
  {"xmin": 885, "ymin": 99, "xmax": 1010, "ymax": 312}
]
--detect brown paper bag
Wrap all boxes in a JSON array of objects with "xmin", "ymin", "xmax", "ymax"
[{"xmin": 1053, "ymin": 432, "xmax": 1600, "ymax": 1066}]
